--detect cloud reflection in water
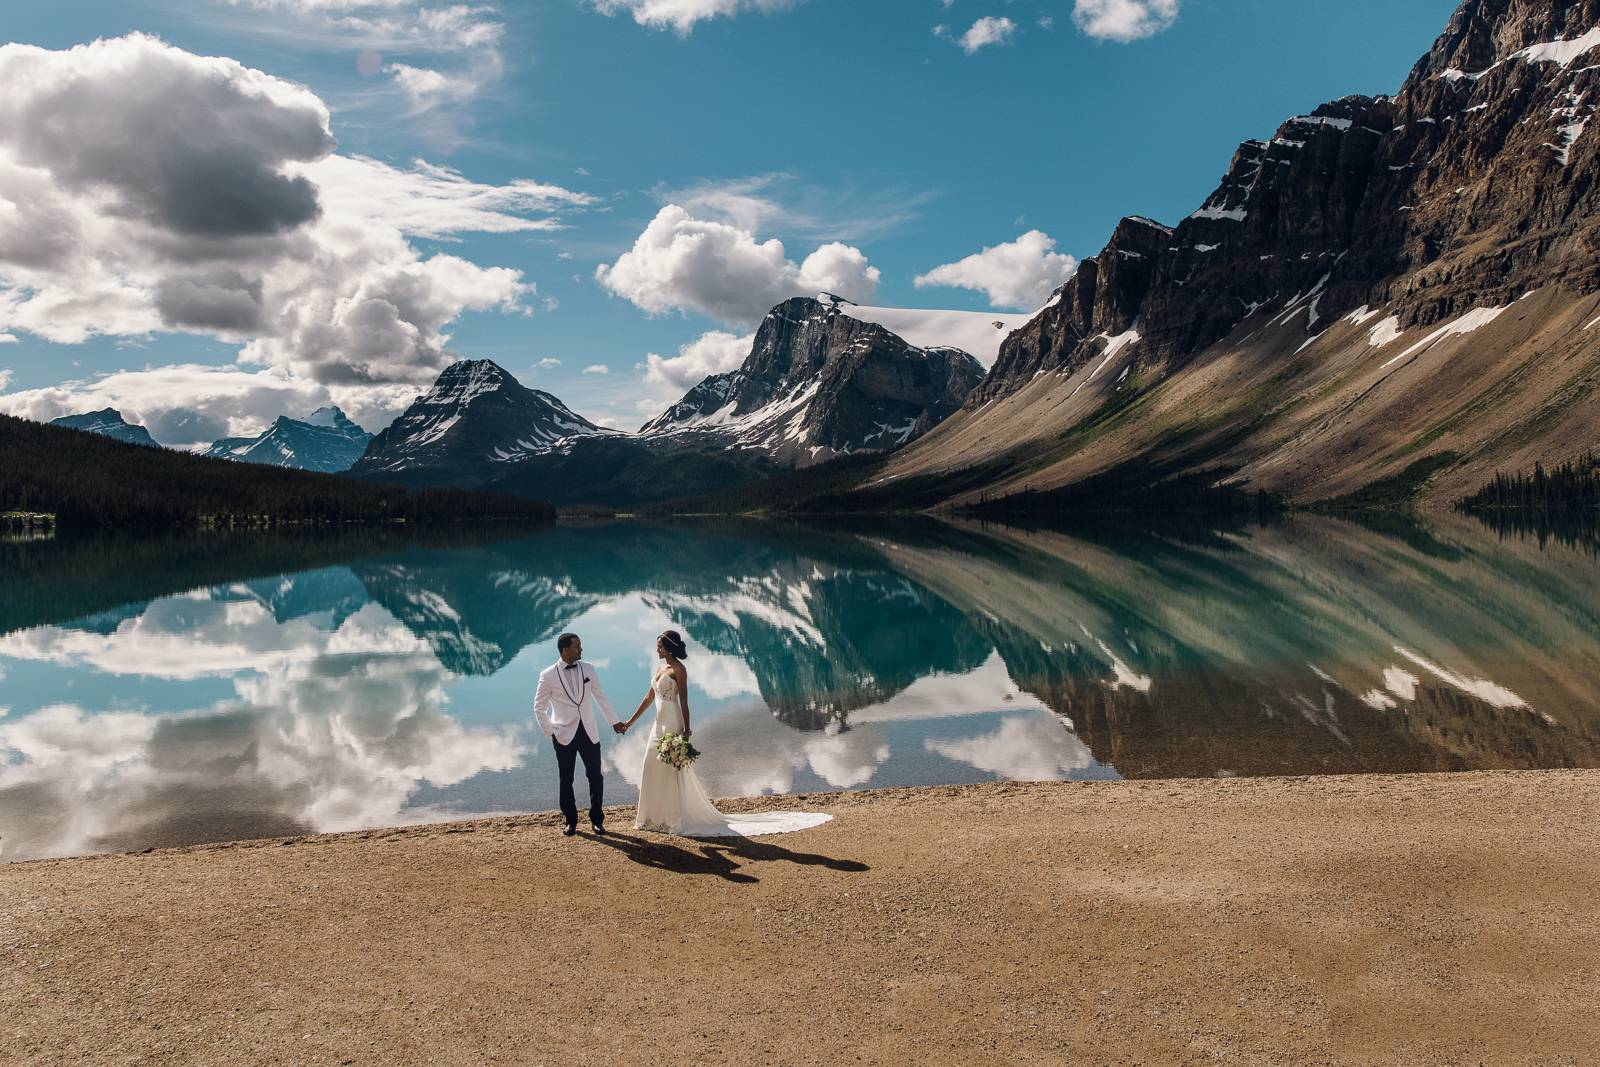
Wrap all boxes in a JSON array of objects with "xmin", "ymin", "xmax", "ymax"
[{"xmin": 0, "ymin": 594, "xmax": 526, "ymax": 859}]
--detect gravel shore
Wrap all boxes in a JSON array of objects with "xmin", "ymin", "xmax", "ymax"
[{"xmin": 4, "ymin": 771, "xmax": 1598, "ymax": 1065}]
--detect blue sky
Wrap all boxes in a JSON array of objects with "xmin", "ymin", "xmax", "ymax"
[{"xmin": 0, "ymin": 0, "xmax": 1458, "ymax": 442}]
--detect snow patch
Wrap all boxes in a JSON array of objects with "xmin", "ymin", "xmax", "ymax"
[
  {"xmin": 1126, "ymin": 216, "xmax": 1174, "ymax": 234},
  {"xmin": 1383, "ymin": 667, "xmax": 1419, "ymax": 701},
  {"xmin": 425, "ymin": 363, "xmax": 508, "ymax": 407},
  {"xmin": 1097, "ymin": 329, "xmax": 1141, "ymax": 360},
  {"xmin": 1189, "ymin": 206, "xmax": 1248, "ymax": 222},
  {"xmin": 1511, "ymin": 26, "xmax": 1600, "ymax": 70},
  {"xmin": 1547, "ymin": 88, "xmax": 1592, "ymax": 164},
  {"xmin": 1289, "ymin": 115, "xmax": 1354, "ymax": 131},
  {"xmin": 1379, "ymin": 305, "xmax": 1507, "ymax": 369},
  {"xmin": 1065, "ymin": 330, "xmax": 1139, "ymax": 400},
  {"xmin": 1345, "ymin": 305, "xmax": 1382, "ymax": 326},
  {"xmin": 1295, "ymin": 330, "xmax": 1326, "ymax": 354},
  {"xmin": 303, "ymin": 406, "xmax": 343, "ymax": 428},
  {"xmin": 410, "ymin": 413, "xmax": 461, "ymax": 447},
  {"xmin": 1394, "ymin": 647, "xmax": 1529, "ymax": 711},
  {"xmin": 1367, "ymin": 316, "xmax": 1403, "ymax": 347},
  {"xmin": 1087, "ymin": 631, "xmax": 1152, "ymax": 694},
  {"xmin": 1269, "ymin": 273, "xmax": 1330, "ymax": 328}
]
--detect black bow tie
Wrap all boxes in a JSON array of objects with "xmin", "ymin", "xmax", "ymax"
[{"xmin": 563, "ymin": 662, "xmax": 579, "ymax": 670}]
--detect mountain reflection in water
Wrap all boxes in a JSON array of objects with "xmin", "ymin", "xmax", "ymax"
[{"xmin": 2, "ymin": 515, "xmax": 1596, "ymax": 860}]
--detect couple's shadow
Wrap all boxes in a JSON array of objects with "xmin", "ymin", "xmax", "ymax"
[{"xmin": 584, "ymin": 828, "xmax": 868, "ymax": 884}]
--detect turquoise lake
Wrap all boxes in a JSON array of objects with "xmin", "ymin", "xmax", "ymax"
[{"xmin": 2, "ymin": 515, "xmax": 1597, "ymax": 861}]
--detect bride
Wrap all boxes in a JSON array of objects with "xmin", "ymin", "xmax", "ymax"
[{"xmin": 622, "ymin": 630, "xmax": 832, "ymax": 838}]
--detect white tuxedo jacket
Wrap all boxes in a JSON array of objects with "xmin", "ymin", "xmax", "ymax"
[{"xmin": 533, "ymin": 659, "xmax": 620, "ymax": 744}]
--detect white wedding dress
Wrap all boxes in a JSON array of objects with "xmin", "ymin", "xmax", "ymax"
[{"xmin": 634, "ymin": 663, "xmax": 832, "ymax": 838}]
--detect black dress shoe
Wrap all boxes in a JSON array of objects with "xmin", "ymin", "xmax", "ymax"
[
  {"xmin": 562, "ymin": 823, "xmax": 577, "ymax": 836},
  {"xmin": 591, "ymin": 822, "xmax": 607, "ymax": 836}
]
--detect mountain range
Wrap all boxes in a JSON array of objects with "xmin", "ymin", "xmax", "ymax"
[
  {"xmin": 201, "ymin": 406, "xmax": 372, "ymax": 474},
  {"xmin": 348, "ymin": 1, "xmax": 1600, "ymax": 513},
  {"xmin": 29, "ymin": 1, "xmax": 1598, "ymax": 515},
  {"xmin": 854, "ymin": 0, "xmax": 1600, "ymax": 512},
  {"xmin": 345, "ymin": 296, "xmax": 991, "ymax": 505},
  {"xmin": 48, "ymin": 409, "xmax": 160, "ymax": 449}
]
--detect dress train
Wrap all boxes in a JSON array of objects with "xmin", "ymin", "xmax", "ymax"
[{"xmin": 634, "ymin": 664, "xmax": 831, "ymax": 838}]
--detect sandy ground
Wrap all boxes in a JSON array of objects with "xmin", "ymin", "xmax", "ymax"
[{"xmin": 3, "ymin": 772, "xmax": 1598, "ymax": 1066}]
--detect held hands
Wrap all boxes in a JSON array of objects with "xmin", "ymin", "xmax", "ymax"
[{"xmin": 613, "ymin": 722, "xmax": 628, "ymax": 735}]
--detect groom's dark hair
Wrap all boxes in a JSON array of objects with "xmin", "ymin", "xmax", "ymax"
[{"xmin": 557, "ymin": 632, "xmax": 579, "ymax": 652}]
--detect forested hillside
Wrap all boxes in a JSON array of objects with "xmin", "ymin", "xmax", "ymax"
[{"xmin": 0, "ymin": 413, "xmax": 553, "ymax": 530}]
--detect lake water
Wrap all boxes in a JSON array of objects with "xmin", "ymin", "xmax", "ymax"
[{"xmin": 2, "ymin": 515, "xmax": 1597, "ymax": 861}]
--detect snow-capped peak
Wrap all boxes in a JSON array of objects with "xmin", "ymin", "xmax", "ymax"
[
  {"xmin": 303, "ymin": 405, "xmax": 353, "ymax": 429},
  {"xmin": 422, "ymin": 359, "xmax": 516, "ymax": 407},
  {"xmin": 350, "ymin": 359, "xmax": 617, "ymax": 479},
  {"xmin": 49, "ymin": 408, "xmax": 161, "ymax": 448}
]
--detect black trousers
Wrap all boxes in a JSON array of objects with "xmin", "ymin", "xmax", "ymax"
[{"xmin": 553, "ymin": 728, "xmax": 604, "ymax": 827}]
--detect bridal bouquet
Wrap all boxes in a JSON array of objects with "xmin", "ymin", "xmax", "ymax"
[{"xmin": 655, "ymin": 731, "xmax": 701, "ymax": 769}]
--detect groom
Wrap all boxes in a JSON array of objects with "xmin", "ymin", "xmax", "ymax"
[{"xmin": 533, "ymin": 632, "xmax": 625, "ymax": 836}]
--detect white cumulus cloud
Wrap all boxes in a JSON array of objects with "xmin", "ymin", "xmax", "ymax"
[
  {"xmin": 385, "ymin": 62, "xmax": 480, "ymax": 108},
  {"xmin": 582, "ymin": 364, "xmax": 610, "ymax": 375},
  {"xmin": 596, "ymin": 205, "xmax": 879, "ymax": 327},
  {"xmin": 958, "ymin": 16, "xmax": 1016, "ymax": 53},
  {"xmin": 0, "ymin": 34, "xmax": 590, "ymax": 439},
  {"xmin": 1073, "ymin": 0, "xmax": 1180, "ymax": 42},
  {"xmin": 643, "ymin": 330, "xmax": 753, "ymax": 392},
  {"xmin": 915, "ymin": 230, "xmax": 1078, "ymax": 310},
  {"xmin": 591, "ymin": 0, "xmax": 803, "ymax": 35}
]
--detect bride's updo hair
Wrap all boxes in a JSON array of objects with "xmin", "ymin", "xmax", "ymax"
[{"xmin": 658, "ymin": 630, "xmax": 689, "ymax": 659}]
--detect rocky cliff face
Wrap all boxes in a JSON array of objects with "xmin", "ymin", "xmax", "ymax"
[
  {"xmin": 876, "ymin": 0, "xmax": 1600, "ymax": 508},
  {"xmin": 350, "ymin": 360, "xmax": 614, "ymax": 489},
  {"xmin": 643, "ymin": 297, "xmax": 985, "ymax": 466},
  {"xmin": 984, "ymin": 1, "xmax": 1600, "ymax": 401}
]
